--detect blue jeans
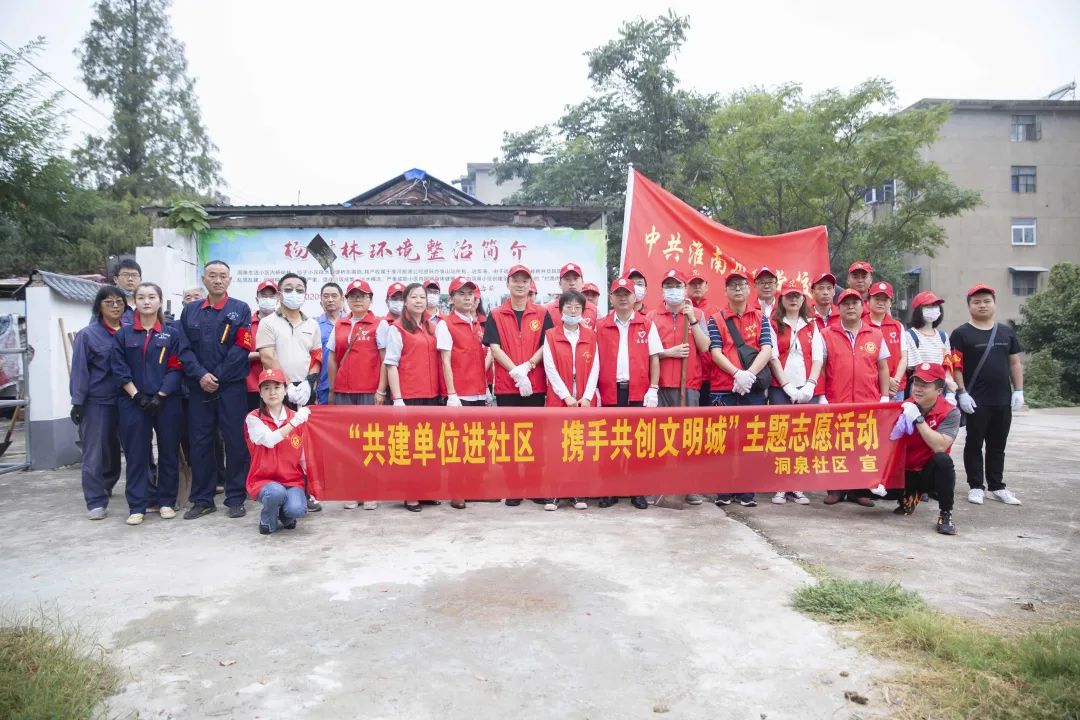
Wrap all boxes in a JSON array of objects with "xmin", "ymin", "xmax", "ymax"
[
  {"xmin": 257, "ymin": 483, "xmax": 307, "ymax": 532},
  {"xmin": 711, "ymin": 390, "xmax": 766, "ymax": 503},
  {"xmin": 80, "ymin": 402, "xmax": 120, "ymax": 510}
]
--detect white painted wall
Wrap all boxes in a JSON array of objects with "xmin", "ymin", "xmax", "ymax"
[
  {"xmin": 140, "ymin": 229, "xmax": 199, "ymax": 318},
  {"xmin": 25, "ymin": 287, "xmax": 94, "ymax": 422}
]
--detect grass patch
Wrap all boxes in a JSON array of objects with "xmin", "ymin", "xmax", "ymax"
[
  {"xmin": 793, "ymin": 577, "xmax": 1080, "ymax": 720},
  {"xmin": 0, "ymin": 611, "xmax": 118, "ymax": 720}
]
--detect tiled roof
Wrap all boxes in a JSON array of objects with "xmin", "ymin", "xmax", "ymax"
[{"xmin": 30, "ymin": 270, "xmax": 102, "ymax": 303}]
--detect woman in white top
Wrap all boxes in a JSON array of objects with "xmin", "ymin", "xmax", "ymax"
[{"xmin": 902, "ymin": 291, "xmax": 958, "ymax": 401}]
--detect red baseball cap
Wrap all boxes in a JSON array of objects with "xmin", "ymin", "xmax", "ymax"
[
  {"xmin": 258, "ymin": 367, "xmax": 287, "ymax": 386},
  {"xmin": 724, "ymin": 270, "xmax": 750, "ymax": 285},
  {"xmin": 836, "ymin": 288, "xmax": 864, "ymax": 304},
  {"xmin": 582, "ymin": 282, "xmax": 600, "ymax": 295},
  {"xmin": 779, "ymin": 279, "xmax": 805, "ymax": 296},
  {"xmin": 610, "ymin": 277, "xmax": 635, "ymax": 294},
  {"xmin": 507, "ymin": 264, "xmax": 533, "ymax": 280},
  {"xmin": 661, "ymin": 269, "xmax": 688, "ymax": 285},
  {"xmin": 811, "ymin": 271, "xmax": 837, "ymax": 287},
  {"xmin": 423, "ymin": 278, "xmax": 440, "ymax": 290},
  {"xmin": 345, "ymin": 279, "xmax": 373, "ymax": 296},
  {"xmin": 966, "ymin": 284, "xmax": 996, "ymax": 298},
  {"xmin": 754, "ymin": 266, "xmax": 777, "ymax": 280},
  {"xmin": 448, "ymin": 276, "xmax": 477, "ymax": 294},
  {"xmin": 256, "ymin": 279, "xmax": 278, "ymax": 293},
  {"xmin": 848, "ymin": 261, "xmax": 874, "ymax": 274},
  {"xmin": 687, "ymin": 271, "xmax": 707, "ymax": 283},
  {"xmin": 528, "ymin": 280, "xmax": 537, "ymax": 293},
  {"xmin": 869, "ymin": 281, "xmax": 894, "ymax": 299},
  {"xmin": 386, "ymin": 281, "xmax": 406, "ymax": 299},
  {"xmin": 911, "ymin": 290, "xmax": 944, "ymax": 309},
  {"xmin": 559, "ymin": 263, "xmax": 584, "ymax": 279},
  {"xmin": 912, "ymin": 362, "xmax": 946, "ymax": 383},
  {"xmin": 624, "ymin": 267, "xmax": 647, "ymax": 281}
]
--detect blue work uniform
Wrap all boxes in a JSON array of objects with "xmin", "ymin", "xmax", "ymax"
[
  {"xmin": 121, "ymin": 303, "xmax": 135, "ymax": 326},
  {"xmin": 111, "ymin": 316, "xmax": 184, "ymax": 514},
  {"xmin": 315, "ymin": 313, "xmax": 338, "ymax": 404},
  {"xmin": 177, "ymin": 294, "xmax": 254, "ymax": 509},
  {"xmin": 69, "ymin": 319, "xmax": 122, "ymax": 510}
]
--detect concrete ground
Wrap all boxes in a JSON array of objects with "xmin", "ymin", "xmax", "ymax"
[{"xmin": 1, "ymin": 409, "xmax": 1076, "ymax": 719}]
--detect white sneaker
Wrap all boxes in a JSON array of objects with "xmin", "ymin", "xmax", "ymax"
[
  {"xmin": 573, "ymin": 500, "xmax": 587, "ymax": 510},
  {"xmin": 87, "ymin": 507, "xmax": 107, "ymax": 520},
  {"xmin": 990, "ymin": 488, "xmax": 1021, "ymax": 505},
  {"xmin": 771, "ymin": 492, "xmax": 787, "ymax": 505},
  {"xmin": 343, "ymin": 501, "xmax": 359, "ymax": 510},
  {"xmin": 968, "ymin": 488, "xmax": 985, "ymax": 504},
  {"xmin": 544, "ymin": 501, "xmax": 558, "ymax": 511},
  {"xmin": 686, "ymin": 494, "xmax": 704, "ymax": 505},
  {"xmin": 363, "ymin": 501, "xmax": 378, "ymax": 510},
  {"xmin": 126, "ymin": 513, "xmax": 144, "ymax": 526},
  {"xmin": 159, "ymin": 506, "xmax": 176, "ymax": 519},
  {"xmin": 790, "ymin": 491, "xmax": 811, "ymax": 505}
]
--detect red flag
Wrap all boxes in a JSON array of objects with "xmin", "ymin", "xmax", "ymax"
[{"xmin": 620, "ymin": 168, "xmax": 830, "ymax": 309}]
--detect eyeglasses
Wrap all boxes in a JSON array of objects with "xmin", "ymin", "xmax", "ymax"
[
  {"xmin": 727, "ymin": 282, "xmax": 750, "ymax": 290},
  {"xmin": 116, "ymin": 272, "xmax": 141, "ymax": 280},
  {"xmin": 101, "ymin": 299, "xmax": 126, "ymax": 307},
  {"xmin": 756, "ymin": 280, "xmax": 777, "ymax": 287}
]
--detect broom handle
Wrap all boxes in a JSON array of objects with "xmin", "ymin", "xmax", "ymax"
[{"xmin": 679, "ymin": 307, "xmax": 689, "ymax": 407}]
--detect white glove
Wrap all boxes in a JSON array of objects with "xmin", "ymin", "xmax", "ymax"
[
  {"xmin": 287, "ymin": 381, "xmax": 311, "ymax": 407},
  {"xmin": 393, "ymin": 398, "xmax": 405, "ymax": 407},
  {"xmin": 818, "ymin": 395, "xmax": 829, "ymax": 404},
  {"xmin": 869, "ymin": 483, "xmax": 888, "ymax": 497},
  {"xmin": 291, "ymin": 406, "xmax": 311, "ymax": 425},
  {"xmin": 957, "ymin": 391, "xmax": 977, "ymax": 414},
  {"xmin": 944, "ymin": 391, "xmax": 957, "ymax": 406},
  {"xmin": 643, "ymin": 387, "xmax": 659, "ymax": 408},
  {"xmin": 516, "ymin": 376, "xmax": 533, "ymax": 397},
  {"xmin": 508, "ymin": 363, "xmax": 531, "ymax": 383},
  {"xmin": 796, "ymin": 385, "xmax": 815, "ymax": 404},
  {"xmin": 782, "ymin": 382, "xmax": 798, "ymax": 401},
  {"xmin": 879, "ymin": 395, "xmax": 890, "ymax": 403},
  {"xmin": 733, "ymin": 370, "xmax": 755, "ymax": 395},
  {"xmin": 901, "ymin": 401, "xmax": 921, "ymax": 423},
  {"xmin": 446, "ymin": 394, "xmax": 462, "ymax": 407},
  {"xmin": 1011, "ymin": 390, "xmax": 1024, "ymax": 411}
]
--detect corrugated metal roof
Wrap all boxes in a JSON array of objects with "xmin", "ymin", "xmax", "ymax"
[{"xmin": 29, "ymin": 270, "xmax": 102, "ymax": 303}]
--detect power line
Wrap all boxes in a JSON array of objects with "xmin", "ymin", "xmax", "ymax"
[{"xmin": 0, "ymin": 37, "xmax": 111, "ymax": 121}]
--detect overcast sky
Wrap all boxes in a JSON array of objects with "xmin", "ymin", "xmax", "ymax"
[{"xmin": 4, "ymin": 0, "xmax": 1078, "ymax": 206}]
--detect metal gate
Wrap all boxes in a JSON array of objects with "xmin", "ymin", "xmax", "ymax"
[{"xmin": 0, "ymin": 346, "xmax": 30, "ymax": 475}]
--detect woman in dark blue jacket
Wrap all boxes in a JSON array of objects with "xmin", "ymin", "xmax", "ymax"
[
  {"xmin": 110, "ymin": 282, "xmax": 185, "ymax": 525},
  {"xmin": 69, "ymin": 285, "xmax": 127, "ymax": 519}
]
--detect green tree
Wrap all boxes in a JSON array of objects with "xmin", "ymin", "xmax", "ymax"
[
  {"xmin": 75, "ymin": 0, "xmax": 222, "ymax": 199},
  {"xmin": 1019, "ymin": 262, "xmax": 1080, "ymax": 404}
]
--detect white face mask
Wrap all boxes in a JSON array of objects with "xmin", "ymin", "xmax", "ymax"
[
  {"xmin": 387, "ymin": 300, "xmax": 404, "ymax": 315},
  {"xmin": 281, "ymin": 290, "xmax": 305, "ymax": 310},
  {"xmin": 633, "ymin": 285, "xmax": 646, "ymax": 301},
  {"xmin": 922, "ymin": 306, "xmax": 942, "ymax": 323},
  {"xmin": 562, "ymin": 313, "xmax": 582, "ymax": 327},
  {"xmin": 257, "ymin": 297, "xmax": 278, "ymax": 313},
  {"xmin": 427, "ymin": 292, "xmax": 440, "ymax": 306},
  {"xmin": 663, "ymin": 288, "xmax": 685, "ymax": 305}
]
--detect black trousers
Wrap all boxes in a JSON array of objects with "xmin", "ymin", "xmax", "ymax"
[
  {"xmin": 615, "ymin": 384, "xmax": 644, "ymax": 408},
  {"xmin": 905, "ymin": 452, "xmax": 956, "ymax": 512},
  {"xmin": 963, "ymin": 405, "xmax": 1011, "ymax": 491},
  {"xmin": 494, "ymin": 394, "xmax": 546, "ymax": 408},
  {"xmin": 462, "ymin": 399, "xmax": 487, "ymax": 407}
]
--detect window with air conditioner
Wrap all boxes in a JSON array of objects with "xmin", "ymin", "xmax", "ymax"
[
  {"xmin": 1011, "ymin": 166, "xmax": 1036, "ymax": 193},
  {"xmin": 1012, "ymin": 272, "xmax": 1038, "ymax": 297},
  {"xmin": 1011, "ymin": 218, "xmax": 1037, "ymax": 246},
  {"xmin": 1010, "ymin": 114, "xmax": 1040, "ymax": 142}
]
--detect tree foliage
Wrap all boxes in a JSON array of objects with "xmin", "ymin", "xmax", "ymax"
[
  {"xmin": 1019, "ymin": 262, "xmax": 1080, "ymax": 404},
  {"xmin": 75, "ymin": 0, "xmax": 222, "ymax": 200}
]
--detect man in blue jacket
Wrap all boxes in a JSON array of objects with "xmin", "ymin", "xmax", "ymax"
[{"xmin": 177, "ymin": 260, "xmax": 255, "ymax": 519}]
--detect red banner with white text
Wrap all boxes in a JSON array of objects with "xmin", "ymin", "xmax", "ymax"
[
  {"xmin": 303, "ymin": 404, "xmax": 903, "ymax": 501},
  {"xmin": 620, "ymin": 168, "xmax": 830, "ymax": 309}
]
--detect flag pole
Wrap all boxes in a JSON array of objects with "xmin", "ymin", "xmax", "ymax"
[{"xmin": 618, "ymin": 164, "xmax": 634, "ymax": 275}]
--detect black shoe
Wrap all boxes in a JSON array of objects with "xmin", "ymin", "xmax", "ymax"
[
  {"xmin": 279, "ymin": 507, "xmax": 296, "ymax": 529},
  {"xmin": 631, "ymin": 496, "xmax": 648, "ymax": 510},
  {"xmin": 307, "ymin": 496, "xmax": 322, "ymax": 512},
  {"xmin": 937, "ymin": 511, "xmax": 957, "ymax": 535},
  {"xmin": 420, "ymin": 500, "xmax": 441, "ymax": 506},
  {"xmin": 598, "ymin": 497, "xmax": 616, "ymax": 508},
  {"xmin": 894, "ymin": 494, "xmax": 918, "ymax": 516},
  {"xmin": 405, "ymin": 502, "xmax": 422, "ymax": 512},
  {"xmin": 259, "ymin": 523, "xmax": 271, "ymax": 535},
  {"xmin": 183, "ymin": 504, "xmax": 216, "ymax": 520},
  {"xmin": 505, "ymin": 499, "xmax": 522, "ymax": 506},
  {"xmin": 715, "ymin": 497, "xmax": 732, "ymax": 506},
  {"xmin": 227, "ymin": 504, "xmax": 246, "ymax": 519}
]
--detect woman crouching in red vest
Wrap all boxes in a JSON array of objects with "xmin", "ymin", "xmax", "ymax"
[
  {"xmin": 385, "ymin": 283, "xmax": 441, "ymax": 512},
  {"xmin": 245, "ymin": 368, "xmax": 310, "ymax": 534},
  {"xmin": 542, "ymin": 290, "xmax": 599, "ymax": 511}
]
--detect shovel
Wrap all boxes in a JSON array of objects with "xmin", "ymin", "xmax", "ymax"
[{"xmin": 654, "ymin": 307, "xmax": 691, "ymax": 510}]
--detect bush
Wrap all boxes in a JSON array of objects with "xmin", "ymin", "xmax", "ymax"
[
  {"xmin": 1023, "ymin": 349, "xmax": 1073, "ymax": 408},
  {"xmin": 1020, "ymin": 262, "xmax": 1080, "ymax": 404}
]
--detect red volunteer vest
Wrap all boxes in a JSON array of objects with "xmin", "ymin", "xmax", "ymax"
[
  {"xmin": 245, "ymin": 408, "xmax": 305, "ymax": 499},
  {"xmin": 708, "ymin": 307, "xmax": 766, "ymax": 392},
  {"xmin": 393, "ymin": 317, "xmax": 440, "ymax": 400},
  {"xmin": 246, "ymin": 312, "xmax": 264, "ymax": 392},
  {"xmin": 822, "ymin": 323, "xmax": 885, "ymax": 403},
  {"xmin": 596, "ymin": 312, "xmax": 654, "ymax": 405},
  {"xmin": 902, "ymin": 395, "xmax": 956, "ymax": 471},
  {"xmin": 490, "ymin": 301, "xmax": 547, "ymax": 395},
  {"xmin": 649, "ymin": 307, "xmax": 705, "ymax": 390},
  {"xmin": 442, "ymin": 312, "xmax": 488, "ymax": 397},
  {"xmin": 545, "ymin": 299, "xmax": 599, "ymax": 330},
  {"xmin": 332, "ymin": 312, "xmax": 382, "ymax": 394},
  {"xmin": 870, "ymin": 314, "xmax": 906, "ymax": 392},
  {"xmin": 544, "ymin": 325, "xmax": 599, "ymax": 407},
  {"xmin": 771, "ymin": 318, "xmax": 820, "ymax": 396}
]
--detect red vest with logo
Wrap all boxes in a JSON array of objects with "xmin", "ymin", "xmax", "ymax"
[
  {"xmin": 596, "ymin": 312, "xmax": 654, "ymax": 405},
  {"xmin": 545, "ymin": 299, "xmax": 599, "ymax": 330},
  {"xmin": 708, "ymin": 307, "xmax": 766, "ymax": 392},
  {"xmin": 822, "ymin": 323, "xmax": 885, "ymax": 403},
  {"xmin": 332, "ymin": 312, "xmax": 382, "ymax": 393},
  {"xmin": 245, "ymin": 408, "xmax": 305, "ymax": 499},
  {"xmin": 490, "ymin": 301, "xmax": 547, "ymax": 394},
  {"xmin": 870, "ymin": 314, "xmax": 906, "ymax": 392},
  {"xmin": 771, "ymin": 318, "xmax": 820, "ymax": 396},
  {"xmin": 393, "ymin": 318, "xmax": 440, "ymax": 400},
  {"xmin": 442, "ymin": 312, "xmax": 488, "ymax": 397},
  {"xmin": 649, "ymin": 307, "xmax": 705, "ymax": 390},
  {"xmin": 544, "ymin": 325, "xmax": 598, "ymax": 407},
  {"xmin": 902, "ymin": 395, "xmax": 955, "ymax": 470}
]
